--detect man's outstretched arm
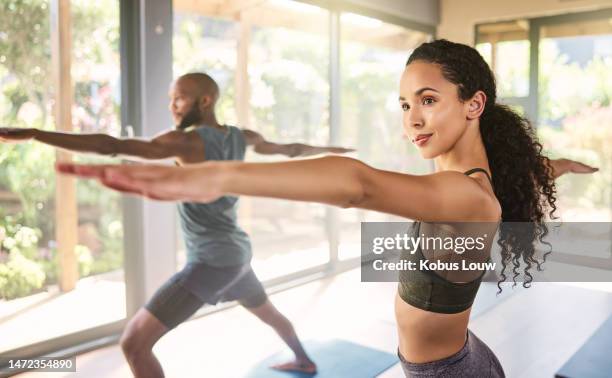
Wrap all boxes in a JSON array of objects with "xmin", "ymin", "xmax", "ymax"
[
  {"xmin": 0, "ymin": 127, "xmax": 201, "ymax": 161},
  {"xmin": 242, "ymin": 129, "xmax": 354, "ymax": 158}
]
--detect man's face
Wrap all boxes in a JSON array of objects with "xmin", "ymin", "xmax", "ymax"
[{"xmin": 168, "ymin": 80, "xmax": 202, "ymax": 129}]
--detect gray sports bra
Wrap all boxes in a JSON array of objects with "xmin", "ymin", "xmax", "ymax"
[{"xmin": 397, "ymin": 168, "xmax": 496, "ymax": 314}]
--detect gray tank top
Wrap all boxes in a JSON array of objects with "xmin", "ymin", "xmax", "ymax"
[{"xmin": 177, "ymin": 125, "xmax": 251, "ymax": 266}]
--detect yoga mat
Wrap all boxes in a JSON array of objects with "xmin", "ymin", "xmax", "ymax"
[
  {"xmin": 555, "ymin": 313, "xmax": 612, "ymax": 378},
  {"xmin": 245, "ymin": 339, "xmax": 398, "ymax": 378}
]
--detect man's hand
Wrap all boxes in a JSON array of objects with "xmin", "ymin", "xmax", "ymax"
[
  {"xmin": 0, "ymin": 127, "xmax": 36, "ymax": 143},
  {"xmin": 285, "ymin": 144, "xmax": 355, "ymax": 158},
  {"xmin": 550, "ymin": 158, "xmax": 598, "ymax": 179},
  {"xmin": 243, "ymin": 129, "xmax": 355, "ymax": 158},
  {"xmin": 325, "ymin": 147, "xmax": 355, "ymax": 154}
]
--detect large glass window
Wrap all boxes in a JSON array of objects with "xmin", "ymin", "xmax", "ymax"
[
  {"xmin": 476, "ymin": 20, "xmax": 530, "ymax": 114},
  {"xmin": 173, "ymin": 0, "xmax": 332, "ymax": 280},
  {"xmin": 537, "ymin": 18, "xmax": 612, "ymax": 222},
  {"xmin": 476, "ymin": 13, "xmax": 611, "ymax": 264},
  {"xmin": 477, "ymin": 15, "xmax": 611, "ymax": 222},
  {"xmin": 0, "ymin": 0, "xmax": 124, "ymax": 353},
  {"xmin": 172, "ymin": 14, "xmax": 239, "ymax": 268},
  {"xmin": 172, "ymin": 1, "xmax": 434, "ymax": 275},
  {"xmin": 245, "ymin": 1, "xmax": 331, "ymax": 279},
  {"xmin": 338, "ymin": 13, "xmax": 432, "ymax": 260},
  {"xmin": 174, "ymin": 14, "xmax": 238, "ymax": 126}
]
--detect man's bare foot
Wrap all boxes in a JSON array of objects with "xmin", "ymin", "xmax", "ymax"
[{"xmin": 270, "ymin": 359, "xmax": 317, "ymax": 375}]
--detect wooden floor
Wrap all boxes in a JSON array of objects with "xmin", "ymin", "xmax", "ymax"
[{"xmin": 16, "ymin": 269, "xmax": 612, "ymax": 378}]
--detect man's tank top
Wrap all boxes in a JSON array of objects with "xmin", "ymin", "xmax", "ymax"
[{"xmin": 177, "ymin": 125, "xmax": 251, "ymax": 267}]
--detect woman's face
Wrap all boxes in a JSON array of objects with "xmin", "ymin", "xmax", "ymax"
[{"xmin": 399, "ymin": 61, "xmax": 470, "ymax": 159}]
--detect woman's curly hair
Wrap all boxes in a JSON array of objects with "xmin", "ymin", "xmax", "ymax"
[{"xmin": 407, "ymin": 39, "xmax": 558, "ymax": 293}]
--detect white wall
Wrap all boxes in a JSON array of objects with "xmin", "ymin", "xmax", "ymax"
[{"xmin": 438, "ymin": 0, "xmax": 612, "ymax": 45}]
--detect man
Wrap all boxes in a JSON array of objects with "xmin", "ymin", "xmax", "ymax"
[{"xmin": 0, "ymin": 72, "xmax": 353, "ymax": 377}]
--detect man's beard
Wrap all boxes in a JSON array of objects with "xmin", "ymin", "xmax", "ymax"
[{"xmin": 177, "ymin": 104, "xmax": 202, "ymax": 130}]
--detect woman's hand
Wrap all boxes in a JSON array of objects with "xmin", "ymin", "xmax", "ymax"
[
  {"xmin": 57, "ymin": 156, "xmax": 366, "ymax": 209},
  {"xmin": 56, "ymin": 162, "xmax": 224, "ymax": 203},
  {"xmin": 550, "ymin": 158, "xmax": 598, "ymax": 179}
]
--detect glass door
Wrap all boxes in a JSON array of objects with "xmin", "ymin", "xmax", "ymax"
[{"xmin": 0, "ymin": 0, "xmax": 126, "ymax": 355}]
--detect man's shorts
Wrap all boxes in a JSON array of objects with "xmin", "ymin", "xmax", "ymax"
[{"xmin": 144, "ymin": 262, "xmax": 268, "ymax": 329}]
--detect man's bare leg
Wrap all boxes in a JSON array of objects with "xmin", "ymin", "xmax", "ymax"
[
  {"xmin": 245, "ymin": 299, "xmax": 317, "ymax": 374},
  {"xmin": 120, "ymin": 308, "xmax": 169, "ymax": 378}
]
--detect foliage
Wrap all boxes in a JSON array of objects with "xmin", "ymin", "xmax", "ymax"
[
  {"xmin": 0, "ymin": 215, "xmax": 42, "ymax": 261},
  {"xmin": 174, "ymin": 14, "xmax": 238, "ymax": 125},
  {"xmin": 539, "ymin": 40, "xmax": 612, "ymax": 123},
  {"xmin": 0, "ymin": 0, "xmax": 52, "ymax": 123},
  {"xmin": 0, "ymin": 0, "xmax": 124, "ymax": 300},
  {"xmin": 539, "ymin": 105, "xmax": 611, "ymax": 211},
  {"xmin": 91, "ymin": 219, "xmax": 123, "ymax": 275},
  {"xmin": 38, "ymin": 245, "xmax": 93, "ymax": 284},
  {"xmin": 250, "ymin": 26, "xmax": 330, "ymax": 144},
  {"xmin": 0, "ymin": 251, "xmax": 45, "ymax": 300},
  {"xmin": 0, "ymin": 210, "xmax": 46, "ymax": 299},
  {"xmin": 537, "ymin": 37, "xmax": 611, "ymax": 218}
]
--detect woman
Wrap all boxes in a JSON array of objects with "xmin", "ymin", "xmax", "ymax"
[{"xmin": 58, "ymin": 40, "xmax": 597, "ymax": 377}]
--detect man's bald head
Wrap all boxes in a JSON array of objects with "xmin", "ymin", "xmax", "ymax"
[
  {"xmin": 169, "ymin": 72, "xmax": 220, "ymax": 129},
  {"xmin": 176, "ymin": 72, "xmax": 219, "ymax": 102}
]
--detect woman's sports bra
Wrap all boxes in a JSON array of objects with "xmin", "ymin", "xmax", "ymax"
[{"xmin": 397, "ymin": 168, "xmax": 496, "ymax": 314}]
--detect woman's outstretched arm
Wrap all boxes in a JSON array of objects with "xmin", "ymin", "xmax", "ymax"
[
  {"xmin": 57, "ymin": 156, "xmax": 500, "ymax": 222},
  {"xmin": 548, "ymin": 158, "xmax": 598, "ymax": 178}
]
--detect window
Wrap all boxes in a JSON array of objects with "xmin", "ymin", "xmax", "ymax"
[
  {"xmin": 476, "ymin": 20, "xmax": 530, "ymax": 108},
  {"xmin": 0, "ymin": 0, "xmax": 124, "ymax": 353},
  {"xmin": 172, "ymin": 1, "xmax": 434, "ymax": 277},
  {"xmin": 173, "ymin": 0, "xmax": 332, "ymax": 280},
  {"xmin": 338, "ymin": 13, "xmax": 432, "ymax": 260},
  {"xmin": 477, "ymin": 11, "xmax": 612, "ymax": 264},
  {"xmin": 538, "ymin": 17, "xmax": 612, "ymax": 223}
]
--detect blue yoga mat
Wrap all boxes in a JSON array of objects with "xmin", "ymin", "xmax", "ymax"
[
  {"xmin": 244, "ymin": 339, "xmax": 398, "ymax": 378},
  {"xmin": 555, "ymin": 313, "xmax": 612, "ymax": 378}
]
